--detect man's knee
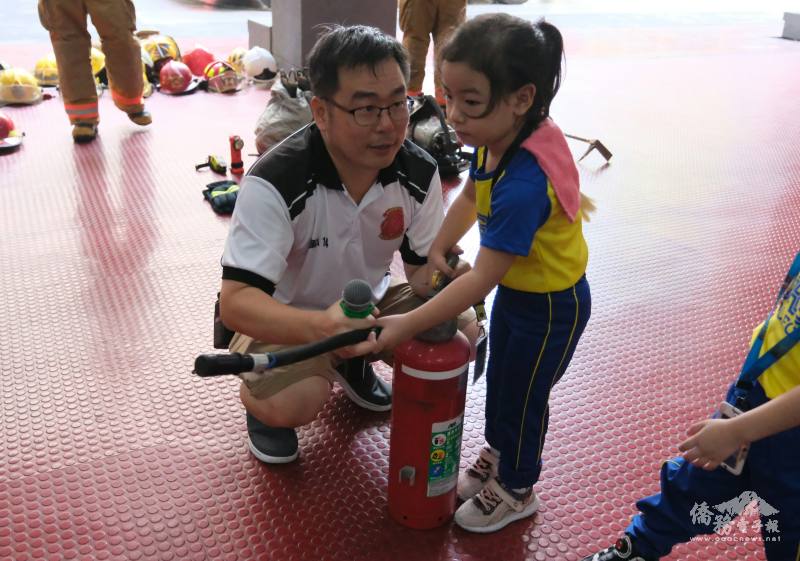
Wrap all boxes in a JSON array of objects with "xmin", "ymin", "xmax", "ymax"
[{"xmin": 239, "ymin": 376, "xmax": 332, "ymax": 427}]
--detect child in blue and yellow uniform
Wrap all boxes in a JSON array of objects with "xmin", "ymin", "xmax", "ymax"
[
  {"xmin": 583, "ymin": 251, "xmax": 800, "ymax": 561},
  {"xmin": 376, "ymin": 13, "xmax": 593, "ymax": 533}
]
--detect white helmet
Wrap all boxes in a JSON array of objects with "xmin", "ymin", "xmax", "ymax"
[{"xmin": 242, "ymin": 46, "xmax": 277, "ymax": 84}]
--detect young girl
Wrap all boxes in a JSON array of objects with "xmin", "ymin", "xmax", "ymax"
[{"xmin": 376, "ymin": 13, "xmax": 593, "ymax": 533}]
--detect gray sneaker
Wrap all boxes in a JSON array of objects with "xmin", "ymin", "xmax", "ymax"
[
  {"xmin": 246, "ymin": 413, "xmax": 298, "ymax": 463},
  {"xmin": 454, "ymin": 478, "xmax": 539, "ymax": 533},
  {"xmin": 457, "ymin": 446, "xmax": 499, "ymax": 501}
]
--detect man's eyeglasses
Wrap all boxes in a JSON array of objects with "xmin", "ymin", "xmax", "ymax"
[{"xmin": 323, "ymin": 97, "xmax": 410, "ymax": 127}]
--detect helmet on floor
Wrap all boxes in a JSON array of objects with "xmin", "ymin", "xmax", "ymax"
[
  {"xmin": 140, "ymin": 34, "xmax": 181, "ymax": 74},
  {"xmin": 159, "ymin": 60, "xmax": 198, "ymax": 95},
  {"xmin": 183, "ymin": 45, "xmax": 215, "ymax": 76},
  {"xmin": 243, "ymin": 46, "xmax": 277, "ymax": 84},
  {"xmin": 33, "ymin": 54, "xmax": 59, "ymax": 87},
  {"xmin": 227, "ymin": 47, "xmax": 247, "ymax": 75},
  {"xmin": 204, "ymin": 60, "xmax": 243, "ymax": 94},
  {"xmin": 140, "ymin": 47, "xmax": 157, "ymax": 86},
  {"xmin": 0, "ymin": 68, "xmax": 42, "ymax": 105},
  {"xmin": 140, "ymin": 51, "xmax": 155, "ymax": 98},
  {"xmin": 89, "ymin": 46, "xmax": 108, "ymax": 86},
  {"xmin": 0, "ymin": 111, "xmax": 23, "ymax": 152},
  {"xmin": 142, "ymin": 69, "xmax": 154, "ymax": 97}
]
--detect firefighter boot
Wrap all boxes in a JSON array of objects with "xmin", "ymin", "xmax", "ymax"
[
  {"xmin": 128, "ymin": 110, "xmax": 152, "ymax": 126},
  {"xmin": 72, "ymin": 122, "xmax": 98, "ymax": 143}
]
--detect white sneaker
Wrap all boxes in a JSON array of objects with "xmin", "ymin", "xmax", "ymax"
[
  {"xmin": 457, "ymin": 446, "xmax": 499, "ymax": 501},
  {"xmin": 454, "ymin": 478, "xmax": 539, "ymax": 533}
]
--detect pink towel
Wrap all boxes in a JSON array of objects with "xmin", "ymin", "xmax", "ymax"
[{"xmin": 520, "ymin": 119, "xmax": 580, "ymax": 222}]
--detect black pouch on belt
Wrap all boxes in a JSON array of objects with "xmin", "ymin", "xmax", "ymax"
[{"xmin": 213, "ymin": 292, "xmax": 235, "ymax": 349}]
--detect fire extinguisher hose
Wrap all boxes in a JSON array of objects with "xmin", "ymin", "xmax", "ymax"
[{"xmin": 194, "ymin": 327, "xmax": 380, "ymax": 377}]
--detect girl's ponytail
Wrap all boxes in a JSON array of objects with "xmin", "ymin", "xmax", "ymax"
[{"xmin": 531, "ymin": 19, "xmax": 564, "ymax": 123}]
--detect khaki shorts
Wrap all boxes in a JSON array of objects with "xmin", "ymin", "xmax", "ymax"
[{"xmin": 230, "ymin": 281, "xmax": 476, "ymax": 399}]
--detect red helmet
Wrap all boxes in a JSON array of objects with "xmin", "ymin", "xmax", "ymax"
[
  {"xmin": 0, "ymin": 111, "xmax": 23, "ymax": 153},
  {"xmin": 183, "ymin": 45, "xmax": 215, "ymax": 76},
  {"xmin": 159, "ymin": 60, "xmax": 197, "ymax": 94}
]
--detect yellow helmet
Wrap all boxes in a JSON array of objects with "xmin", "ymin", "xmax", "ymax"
[
  {"xmin": 90, "ymin": 47, "xmax": 106, "ymax": 76},
  {"xmin": 140, "ymin": 46, "xmax": 156, "ymax": 83},
  {"xmin": 142, "ymin": 69, "xmax": 153, "ymax": 98},
  {"xmin": 137, "ymin": 49, "xmax": 155, "ymax": 97},
  {"xmin": 227, "ymin": 47, "xmax": 247, "ymax": 74},
  {"xmin": 140, "ymin": 34, "xmax": 181, "ymax": 73},
  {"xmin": 0, "ymin": 68, "xmax": 42, "ymax": 105},
  {"xmin": 34, "ymin": 53, "xmax": 59, "ymax": 86},
  {"xmin": 88, "ymin": 46, "xmax": 109, "ymax": 89}
]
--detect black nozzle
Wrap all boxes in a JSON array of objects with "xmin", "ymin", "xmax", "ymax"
[{"xmin": 194, "ymin": 352, "xmax": 255, "ymax": 377}]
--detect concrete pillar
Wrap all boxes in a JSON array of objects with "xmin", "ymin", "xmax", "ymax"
[{"xmin": 271, "ymin": 0, "xmax": 397, "ymax": 69}]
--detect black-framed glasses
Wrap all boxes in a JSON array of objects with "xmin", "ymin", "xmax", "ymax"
[{"xmin": 323, "ymin": 97, "xmax": 410, "ymax": 127}]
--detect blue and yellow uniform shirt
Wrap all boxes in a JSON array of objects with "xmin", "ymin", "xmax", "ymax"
[
  {"xmin": 471, "ymin": 146, "xmax": 588, "ymax": 293},
  {"xmin": 753, "ymin": 262, "xmax": 800, "ymax": 399}
]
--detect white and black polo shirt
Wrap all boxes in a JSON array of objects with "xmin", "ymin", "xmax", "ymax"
[{"xmin": 221, "ymin": 124, "xmax": 443, "ymax": 310}]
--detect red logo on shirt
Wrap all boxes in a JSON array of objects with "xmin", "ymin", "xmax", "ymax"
[{"xmin": 379, "ymin": 207, "xmax": 405, "ymax": 240}]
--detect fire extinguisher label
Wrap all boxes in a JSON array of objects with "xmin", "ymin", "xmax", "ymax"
[{"xmin": 427, "ymin": 413, "xmax": 464, "ymax": 497}]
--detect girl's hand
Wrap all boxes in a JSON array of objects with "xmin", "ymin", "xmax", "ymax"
[
  {"xmin": 430, "ymin": 244, "xmax": 468, "ymax": 279},
  {"xmin": 375, "ymin": 314, "xmax": 415, "ymax": 353},
  {"xmin": 677, "ymin": 418, "xmax": 746, "ymax": 471},
  {"xmin": 429, "ymin": 249, "xmax": 455, "ymax": 278}
]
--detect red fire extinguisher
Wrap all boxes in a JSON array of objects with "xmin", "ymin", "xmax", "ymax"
[{"xmin": 388, "ymin": 330, "xmax": 471, "ymax": 529}]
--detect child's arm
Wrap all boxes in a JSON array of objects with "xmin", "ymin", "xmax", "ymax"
[
  {"xmin": 403, "ymin": 180, "xmax": 477, "ymax": 298},
  {"xmin": 377, "ymin": 245, "xmax": 515, "ymax": 350},
  {"xmin": 678, "ymin": 384, "xmax": 800, "ymax": 470},
  {"xmin": 427, "ymin": 179, "xmax": 477, "ymax": 277}
]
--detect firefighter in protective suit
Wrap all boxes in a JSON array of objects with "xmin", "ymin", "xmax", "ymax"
[
  {"xmin": 37, "ymin": 0, "xmax": 151, "ymax": 143},
  {"xmin": 399, "ymin": 0, "xmax": 466, "ymax": 106}
]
